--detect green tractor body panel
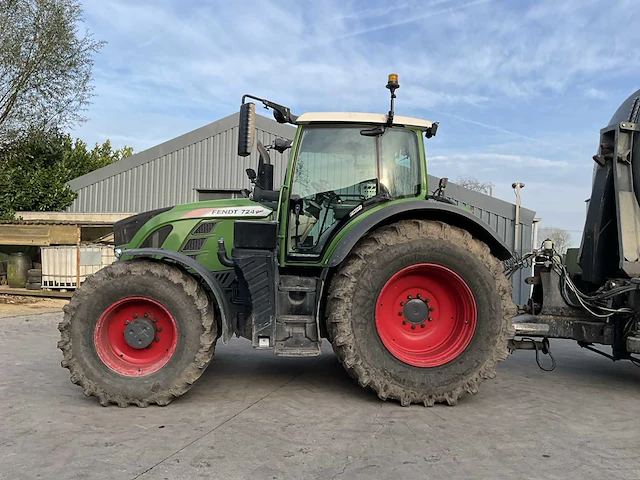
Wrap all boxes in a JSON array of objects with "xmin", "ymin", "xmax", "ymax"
[{"xmin": 117, "ymin": 197, "xmax": 275, "ymax": 271}]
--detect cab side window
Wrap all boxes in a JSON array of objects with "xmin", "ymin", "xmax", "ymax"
[{"xmin": 381, "ymin": 129, "xmax": 420, "ymax": 197}]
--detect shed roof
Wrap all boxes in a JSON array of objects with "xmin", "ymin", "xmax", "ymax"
[{"xmin": 68, "ymin": 112, "xmax": 295, "ymax": 191}]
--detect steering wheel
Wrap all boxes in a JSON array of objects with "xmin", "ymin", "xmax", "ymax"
[
  {"xmin": 304, "ymin": 190, "xmax": 337, "ymax": 219},
  {"xmin": 309, "ymin": 180, "xmax": 342, "ymax": 206}
]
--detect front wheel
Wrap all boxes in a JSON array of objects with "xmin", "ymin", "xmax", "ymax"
[
  {"xmin": 326, "ymin": 219, "xmax": 515, "ymax": 406},
  {"xmin": 58, "ymin": 260, "xmax": 217, "ymax": 407}
]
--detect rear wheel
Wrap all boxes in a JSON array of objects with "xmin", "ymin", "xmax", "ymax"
[
  {"xmin": 327, "ymin": 219, "xmax": 515, "ymax": 406},
  {"xmin": 58, "ymin": 260, "xmax": 217, "ymax": 407}
]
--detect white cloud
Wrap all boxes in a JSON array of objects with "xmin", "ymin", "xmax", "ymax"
[
  {"xmin": 79, "ymin": 0, "xmax": 640, "ymax": 120},
  {"xmin": 72, "ymin": 0, "xmax": 639, "ymax": 232},
  {"xmin": 77, "ymin": 0, "xmax": 640, "ymax": 138},
  {"xmin": 585, "ymin": 87, "xmax": 608, "ymax": 100}
]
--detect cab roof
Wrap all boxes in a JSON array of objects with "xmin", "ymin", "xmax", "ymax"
[{"xmin": 295, "ymin": 112, "xmax": 433, "ymax": 130}]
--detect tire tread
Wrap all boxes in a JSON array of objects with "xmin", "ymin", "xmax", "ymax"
[
  {"xmin": 326, "ymin": 219, "xmax": 515, "ymax": 406},
  {"xmin": 57, "ymin": 260, "xmax": 217, "ymax": 407}
]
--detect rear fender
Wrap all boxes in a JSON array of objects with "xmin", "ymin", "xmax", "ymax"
[
  {"xmin": 122, "ymin": 248, "xmax": 233, "ymax": 344},
  {"xmin": 326, "ymin": 200, "xmax": 512, "ymax": 267}
]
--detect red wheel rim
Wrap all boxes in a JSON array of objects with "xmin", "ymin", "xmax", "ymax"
[
  {"xmin": 375, "ymin": 263, "xmax": 477, "ymax": 367},
  {"xmin": 93, "ymin": 296, "xmax": 178, "ymax": 376}
]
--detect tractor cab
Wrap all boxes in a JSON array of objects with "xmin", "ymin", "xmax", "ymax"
[
  {"xmin": 237, "ymin": 74, "xmax": 440, "ymax": 263},
  {"xmin": 286, "ymin": 114, "xmax": 426, "ymax": 257}
]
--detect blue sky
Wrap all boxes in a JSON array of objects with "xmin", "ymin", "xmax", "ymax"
[{"xmin": 75, "ymin": 0, "xmax": 639, "ymax": 245}]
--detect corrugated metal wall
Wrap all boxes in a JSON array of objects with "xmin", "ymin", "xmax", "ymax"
[
  {"xmin": 68, "ymin": 113, "xmax": 535, "ymax": 303},
  {"xmin": 68, "ymin": 116, "xmax": 292, "ymax": 213}
]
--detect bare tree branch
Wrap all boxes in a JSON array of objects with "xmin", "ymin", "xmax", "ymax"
[
  {"xmin": 0, "ymin": 0, "xmax": 104, "ymax": 143},
  {"xmin": 456, "ymin": 176, "xmax": 494, "ymax": 196},
  {"xmin": 538, "ymin": 226, "xmax": 572, "ymax": 255}
]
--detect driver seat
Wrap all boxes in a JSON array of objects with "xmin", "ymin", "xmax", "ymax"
[{"xmin": 288, "ymin": 212, "xmax": 317, "ymax": 252}]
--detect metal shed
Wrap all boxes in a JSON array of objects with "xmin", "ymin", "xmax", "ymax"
[
  {"xmin": 67, "ymin": 113, "xmax": 535, "ymax": 303},
  {"xmin": 68, "ymin": 113, "xmax": 294, "ymax": 213}
]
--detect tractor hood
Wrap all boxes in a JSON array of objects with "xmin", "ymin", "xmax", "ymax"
[{"xmin": 114, "ymin": 198, "xmax": 274, "ymax": 248}]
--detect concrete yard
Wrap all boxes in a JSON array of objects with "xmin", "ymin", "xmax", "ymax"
[{"xmin": 1, "ymin": 304, "xmax": 640, "ymax": 480}]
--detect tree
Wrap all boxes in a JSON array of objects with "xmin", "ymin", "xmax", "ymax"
[
  {"xmin": 538, "ymin": 226, "xmax": 571, "ymax": 254},
  {"xmin": 0, "ymin": 0, "xmax": 104, "ymax": 143},
  {"xmin": 456, "ymin": 176, "xmax": 494, "ymax": 196},
  {"xmin": 0, "ymin": 130, "xmax": 132, "ymax": 219}
]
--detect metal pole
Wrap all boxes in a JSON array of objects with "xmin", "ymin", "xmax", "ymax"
[
  {"xmin": 512, "ymin": 182, "xmax": 525, "ymax": 253},
  {"xmin": 531, "ymin": 217, "xmax": 541, "ymax": 296},
  {"xmin": 76, "ymin": 225, "xmax": 81, "ymax": 289},
  {"xmin": 532, "ymin": 217, "xmax": 540, "ymax": 251}
]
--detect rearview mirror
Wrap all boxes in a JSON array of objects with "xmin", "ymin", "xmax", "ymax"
[
  {"xmin": 360, "ymin": 126, "xmax": 385, "ymax": 137},
  {"xmin": 273, "ymin": 138, "xmax": 293, "ymax": 153},
  {"xmin": 238, "ymin": 102, "xmax": 255, "ymax": 157}
]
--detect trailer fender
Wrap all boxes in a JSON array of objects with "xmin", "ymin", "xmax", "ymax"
[
  {"xmin": 326, "ymin": 200, "xmax": 513, "ymax": 267},
  {"xmin": 121, "ymin": 248, "xmax": 233, "ymax": 344}
]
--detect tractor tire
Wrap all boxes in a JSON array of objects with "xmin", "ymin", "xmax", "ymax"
[
  {"xmin": 25, "ymin": 282, "xmax": 41, "ymax": 290},
  {"xmin": 27, "ymin": 275, "xmax": 42, "ymax": 283},
  {"xmin": 58, "ymin": 259, "xmax": 217, "ymax": 407},
  {"xmin": 28, "ymin": 268, "xmax": 42, "ymax": 276},
  {"xmin": 327, "ymin": 219, "xmax": 515, "ymax": 406}
]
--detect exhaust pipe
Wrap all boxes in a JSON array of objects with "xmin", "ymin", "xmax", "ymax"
[{"xmin": 217, "ymin": 238, "xmax": 235, "ymax": 267}]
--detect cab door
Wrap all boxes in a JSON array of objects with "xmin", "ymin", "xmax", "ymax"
[{"xmin": 282, "ymin": 125, "xmax": 421, "ymax": 265}]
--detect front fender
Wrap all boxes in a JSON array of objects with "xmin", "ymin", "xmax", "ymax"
[
  {"xmin": 122, "ymin": 248, "xmax": 233, "ymax": 344},
  {"xmin": 326, "ymin": 200, "xmax": 513, "ymax": 267}
]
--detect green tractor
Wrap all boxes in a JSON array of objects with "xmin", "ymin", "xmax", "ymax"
[{"xmin": 58, "ymin": 75, "xmax": 515, "ymax": 407}]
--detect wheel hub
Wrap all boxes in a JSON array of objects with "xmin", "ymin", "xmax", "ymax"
[
  {"xmin": 123, "ymin": 317, "xmax": 156, "ymax": 349},
  {"xmin": 93, "ymin": 296, "xmax": 178, "ymax": 376},
  {"xmin": 402, "ymin": 298, "xmax": 429, "ymax": 324},
  {"xmin": 375, "ymin": 263, "xmax": 477, "ymax": 367}
]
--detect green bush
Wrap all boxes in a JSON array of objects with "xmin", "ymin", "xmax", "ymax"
[{"xmin": 0, "ymin": 130, "xmax": 132, "ymax": 220}]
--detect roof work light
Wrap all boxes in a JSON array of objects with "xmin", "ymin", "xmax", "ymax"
[
  {"xmin": 386, "ymin": 73, "xmax": 399, "ymax": 90},
  {"xmin": 386, "ymin": 73, "xmax": 400, "ymax": 126}
]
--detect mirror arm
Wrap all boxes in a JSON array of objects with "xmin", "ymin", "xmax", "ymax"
[{"xmin": 242, "ymin": 94, "xmax": 298, "ymax": 124}]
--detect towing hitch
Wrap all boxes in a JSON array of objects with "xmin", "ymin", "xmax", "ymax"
[{"xmin": 508, "ymin": 336, "xmax": 556, "ymax": 372}]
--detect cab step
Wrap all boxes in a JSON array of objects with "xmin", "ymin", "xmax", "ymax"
[
  {"xmin": 274, "ymin": 315, "xmax": 322, "ymax": 356},
  {"xmin": 274, "ymin": 276, "xmax": 322, "ymax": 356}
]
